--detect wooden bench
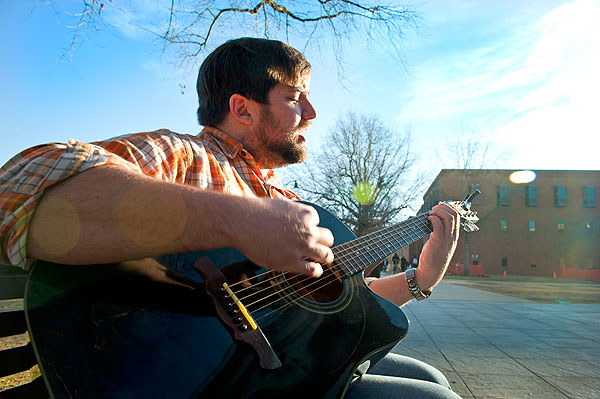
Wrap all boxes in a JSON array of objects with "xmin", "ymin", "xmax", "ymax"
[{"xmin": 0, "ymin": 264, "xmax": 48, "ymax": 398}]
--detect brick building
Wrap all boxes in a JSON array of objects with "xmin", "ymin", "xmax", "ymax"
[{"xmin": 410, "ymin": 169, "xmax": 599, "ymax": 278}]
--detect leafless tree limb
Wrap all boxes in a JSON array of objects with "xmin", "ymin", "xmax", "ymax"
[
  {"xmin": 44, "ymin": 0, "xmax": 421, "ymax": 72},
  {"xmin": 295, "ymin": 112, "xmax": 424, "ymax": 236}
]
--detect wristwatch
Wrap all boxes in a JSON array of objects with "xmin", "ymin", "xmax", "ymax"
[{"xmin": 405, "ymin": 268, "xmax": 431, "ymax": 301}]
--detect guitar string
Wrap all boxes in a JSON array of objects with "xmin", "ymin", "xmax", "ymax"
[
  {"xmin": 232, "ymin": 214, "xmax": 434, "ymax": 312},
  {"xmin": 226, "ymin": 212, "xmax": 432, "ymax": 297},
  {"xmin": 246, "ymin": 219, "xmax": 432, "ymax": 309},
  {"xmin": 235, "ymin": 215, "xmax": 433, "ymax": 306},
  {"xmin": 249, "ymin": 215, "xmax": 442, "ymax": 320},
  {"xmin": 228, "ymin": 213, "xmax": 432, "ymax": 301},
  {"xmin": 226, "ymin": 213, "xmax": 433, "ymax": 307},
  {"xmin": 332, "ymin": 214, "xmax": 432, "ymax": 272},
  {"xmin": 251, "ymin": 266, "xmax": 376, "ymax": 323},
  {"xmin": 230, "ymin": 203, "xmax": 473, "ymax": 298},
  {"xmin": 245, "ymin": 203, "xmax": 469, "ymax": 319},
  {"xmin": 245, "ymin": 270, "xmax": 339, "ymax": 313}
]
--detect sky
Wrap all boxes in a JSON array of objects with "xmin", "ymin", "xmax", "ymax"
[{"xmin": 1, "ymin": 0, "xmax": 599, "ymax": 195}]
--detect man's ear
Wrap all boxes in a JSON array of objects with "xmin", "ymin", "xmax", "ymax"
[{"xmin": 229, "ymin": 94, "xmax": 255, "ymax": 126}]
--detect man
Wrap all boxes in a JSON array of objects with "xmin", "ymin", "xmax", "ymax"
[
  {"xmin": 412, "ymin": 255, "xmax": 420, "ymax": 268},
  {"xmin": 392, "ymin": 252, "xmax": 400, "ymax": 274},
  {"xmin": 401, "ymin": 255, "xmax": 410, "ymax": 272},
  {"xmin": 0, "ymin": 38, "xmax": 461, "ymax": 398}
]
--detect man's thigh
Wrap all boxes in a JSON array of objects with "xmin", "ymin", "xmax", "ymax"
[
  {"xmin": 344, "ymin": 353, "xmax": 462, "ymax": 399},
  {"xmin": 345, "ymin": 374, "xmax": 462, "ymax": 399},
  {"xmin": 369, "ymin": 353, "xmax": 450, "ymax": 387}
]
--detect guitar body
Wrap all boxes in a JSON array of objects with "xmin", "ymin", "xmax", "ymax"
[{"xmin": 25, "ymin": 202, "xmax": 409, "ymax": 398}]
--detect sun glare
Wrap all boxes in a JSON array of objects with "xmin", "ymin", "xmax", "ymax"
[{"xmin": 509, "ymin": 170, "xmax": 537, "ymax": 184}]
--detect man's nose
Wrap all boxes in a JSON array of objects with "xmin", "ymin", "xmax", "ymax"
[{"xmin": 301, "ymin": 97, "xmax": 317, "ymax": 120}]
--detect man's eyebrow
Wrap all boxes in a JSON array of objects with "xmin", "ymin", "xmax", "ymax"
[{"xmin": 284, "ymin": 84, "xmax": 309, "ymax": 94}]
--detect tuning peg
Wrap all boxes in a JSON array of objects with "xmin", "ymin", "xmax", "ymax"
[{"xmin": 462, "ymin": 189, "xmax": 481, "ymax": 210}]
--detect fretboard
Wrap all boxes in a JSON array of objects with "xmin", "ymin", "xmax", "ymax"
[{"xmin": 332, "ymin": 213, "xmax": 433, "ymax": 277}]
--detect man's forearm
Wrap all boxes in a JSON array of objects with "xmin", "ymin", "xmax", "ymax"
[
  {"xmin": 28, "ymin": 165, "xmax": 247, "ymax": 264},
  {"xmin": 27, "ymin": 165, "xmax": 334, "ymax": 276}
]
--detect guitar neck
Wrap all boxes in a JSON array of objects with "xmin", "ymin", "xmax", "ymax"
[{"xmin": 333, "ymin": 213, "xmax": 432, "ymax": 278}]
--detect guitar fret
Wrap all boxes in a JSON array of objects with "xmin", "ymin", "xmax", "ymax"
[{"xmin": 334, "ymin": 213, "xmax": 433, "ymax": 277}]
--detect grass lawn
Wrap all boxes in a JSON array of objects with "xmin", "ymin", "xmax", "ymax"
[{"xmin": 445, "ymin": 275, "xmax": 600, "ymax": 304}]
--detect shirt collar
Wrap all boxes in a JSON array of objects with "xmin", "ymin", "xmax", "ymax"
[
  {"xmin": 197, "ymin": 126, "xmax": 300, "ymax": 200},
  {"xmin": 198, "ymin": 126, "xmax": 245, "ymax": 159}
]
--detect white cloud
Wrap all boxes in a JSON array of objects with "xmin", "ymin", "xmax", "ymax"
[
  {"xmin": 398, "ymin": 0, "xmax": 600, "ymax": 170},
  {"xmin": 490, "ymin": 0, "xmax": 600, "ymax": 169}
]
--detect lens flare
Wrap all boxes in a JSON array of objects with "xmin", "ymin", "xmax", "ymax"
[
  {"xmin": 509, "ymin": 170, "xmax": 537, "ymax": 184},
  {"xmin": 353, "ymin": 181, "xmax": 374, "ymax": 205}
]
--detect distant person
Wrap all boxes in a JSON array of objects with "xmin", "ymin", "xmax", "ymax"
[
  {"xmin": 411, "ymin": 256, "xmax": 419, "ymax": 268},
  {"xmin": 392, "ymin": 253, "xmax": 400, "ymax": 274},
  {"xmin": 401, "ymin": 256, "xmax": 409, "ymax": 272}
]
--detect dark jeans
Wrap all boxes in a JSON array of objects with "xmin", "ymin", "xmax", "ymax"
[{"xmin": 345, "ymin": 353, "xmax": 462, "ymax": 399}]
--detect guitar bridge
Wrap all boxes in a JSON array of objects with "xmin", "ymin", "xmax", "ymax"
[{"xmin": 194, "ymin": 257, "xmax": 281, "ymax": 370}]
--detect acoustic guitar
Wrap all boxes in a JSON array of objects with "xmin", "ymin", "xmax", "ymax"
[{"xmin": 24, "ymin": 193, "xmax": 479, "ymax": 398}]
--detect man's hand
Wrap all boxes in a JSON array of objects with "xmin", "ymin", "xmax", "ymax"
[
  {"xmin": 415, "ymin": 203, "xmax": 461, "ymax": 290},
  {"xmin": 228, "ymin": 199, "xmax": 334, "ymax": 277}
]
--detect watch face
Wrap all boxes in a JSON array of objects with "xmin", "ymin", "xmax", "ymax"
[{"xmin": 405, "ymin": 268, "xmax": 428, "ymax": 300}]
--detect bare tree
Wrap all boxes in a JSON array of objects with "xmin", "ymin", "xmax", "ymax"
[
  {"xmin": 442, "ymin": 127, "xmax": 509, "ymax": 170},
  {"xmin": 441, "ymin": 128, "xmax": 509, "ymax": 275},
  {"xmin": 46, "ymin": 0, "xmax": 420, "ymax": 70},
  {"xmin": 296, "ymin": 112, "xmax": 423, "ymax": 236}
]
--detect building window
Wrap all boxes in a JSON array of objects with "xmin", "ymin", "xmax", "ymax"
[
  {"xmin": 554, "ymin": 186, "xmax": 567, "ymax": 206},
  {"xmin": 583, "ymin": 186, "xmax": 596, "ymax": 207},
  {"xmin": 497, "ymin": 185, "xmax": 509, "ymax": 206},
  {"xmin": 557, "ymin": 221, "xmax": 565, "ymax": 231},
  {"xmin": 500, "ymin": 220, "xmax": 507, "ymax": 232},
  {"xmin": 525, "ymin": 185, "xmax": 538, "ymax": 206},
  {"xmin": 529, "ymin": 220, "xmax": 536, "ymax": 232},
  {"xmin": 501, "ymin": 256, "xmax": 508, "ymax": 267},
  {"xmin": 530, "ymin": 256, "xmax": 537, "ymax": 268}
]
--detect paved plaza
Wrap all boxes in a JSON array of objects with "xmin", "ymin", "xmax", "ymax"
[{"xmin": 392, "ymin": 279, "xmax": 600, "ymax": 398}]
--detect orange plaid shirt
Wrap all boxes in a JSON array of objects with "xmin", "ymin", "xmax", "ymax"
[{"xmin": 0, "ymin": 127, "xmax": 299, "ymax": 269}]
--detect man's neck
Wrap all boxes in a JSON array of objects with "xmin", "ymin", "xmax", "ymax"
[
  {"xmin": 213, "ymin": 120, "xmax": 246, "ymax": 145},
  {"xmin": 208, "ymin": 123, "xmax": 274, "ymax": 176}
]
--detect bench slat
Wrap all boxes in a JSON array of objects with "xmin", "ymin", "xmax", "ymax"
[
  {"xmin": 0, "ymin": 266, "xmax": 48, "ymax": 398},
  {"xmin": 0, "ymin": 310, "xmax": 28, "ymax": 338},
  {"xmin": 0, "ymin": 343, "xmax": 38, "ymax": 377},
  {"xmin": 0, "ymin": 376, "xmax": 48, "ymax": 399}
]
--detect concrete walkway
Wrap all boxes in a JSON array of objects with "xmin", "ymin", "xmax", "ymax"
[{"xmin": 391, "ymin": 280, "xmax": 600, "ymax": 398}]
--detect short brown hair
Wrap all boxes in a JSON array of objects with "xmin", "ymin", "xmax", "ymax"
[{"xmin": 196, "ymin": 37, "xmax": 311, "ymax": 127}]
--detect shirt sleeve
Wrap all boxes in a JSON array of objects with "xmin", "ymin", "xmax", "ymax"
[{"xmin": 0, "ymin": 130, "xmax": 192, "ymax": 269}]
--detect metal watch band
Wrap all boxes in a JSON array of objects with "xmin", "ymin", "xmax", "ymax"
[{"xmin": 405, "ymin": 268, "xmax": 431, "ymax": 301}]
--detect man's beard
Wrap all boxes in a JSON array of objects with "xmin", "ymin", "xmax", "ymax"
[{"xmin": 252, "ymin": 107, "xmax": 310, "ymax": 168}]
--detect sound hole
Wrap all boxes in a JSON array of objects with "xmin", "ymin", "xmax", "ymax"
[{"xmin": 284, "ymin": 264, "xmax": 343, "ymax": 303}]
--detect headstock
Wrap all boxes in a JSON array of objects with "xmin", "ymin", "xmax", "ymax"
[{"xmin": 443, "ymin": 189, "xmax": 480, "ymax": 233}]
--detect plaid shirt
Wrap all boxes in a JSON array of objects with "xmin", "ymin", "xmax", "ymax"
[{"xmin": 0, "ymin": 127, "xmax": 299, "ymax": 269}]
